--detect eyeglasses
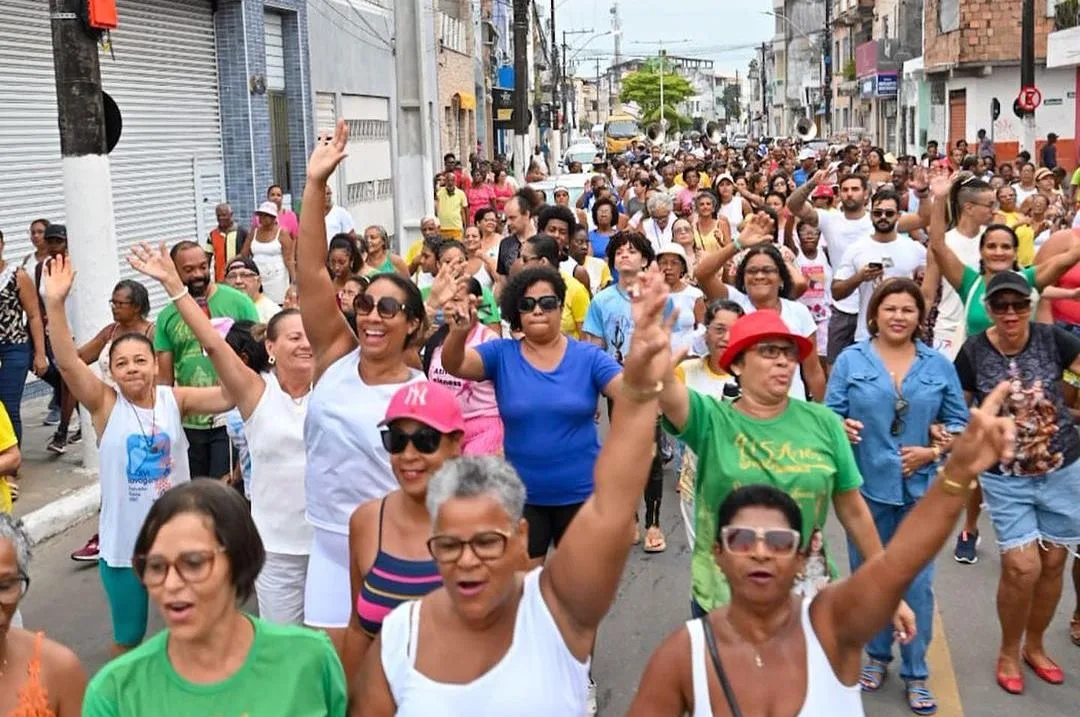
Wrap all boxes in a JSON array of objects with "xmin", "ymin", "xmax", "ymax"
[
  {"xmin": 109, "ymin": 299, "xmax": 133, "ymax": 308},
  {"xmin": 427, "ymin": 530, "xmax": 511, "ymax": 564},
  {"xmin": 0, "ymin": 573, "xmax": 30, "ymax": 603},
  {"xmin": 720, "ymin": 526, "xmax": 801, "ymax": 557},
  {"xmin": 890, "ymin": 397, "xmax": 909, "ymax": 436},
  {"xmin": 744, "ymin": 266, "xmax": 779, "ymax": 277},
  {"xmin": 967, "ymin": 201, "xmax": 996, "ymax": 210},
  {"xmin": 988, "ymin": 298, "xmax": 1031, "ymax": 315},
  {"xmin": 381, "ymin": 425, "xmax": 444, "ymax": 454},
  {"xmin": 134, "ymin": 547, "xmax": 226, "ymax": 587},
  {"xmin": 518, "ymin": 295, "xmax": 561, "ymax": 314},
  {"xmin": 354, "ymin": 293, "xmax": 408, "ymax": 319},
  {"xmin": 752, "ymin": 342, "xmax": 800, "ymax": 361},
  {"xmin": 225, "ymin": 270, "xmax": 259, "ymax": 280},
  {"xmin": 871, "ymin": 209, "xmax": 898, "ymax": 219}
]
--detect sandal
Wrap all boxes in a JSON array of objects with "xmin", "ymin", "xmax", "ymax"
[
  {"xmin": 1071, "ymin": 614, "xmax": 1080, "ymax": 647},
  {"xmin": 858, "ymin": 659, "xmax": 889, "ymax": 692},
  {"xmin": 643, "ymin": 526, "xmax": 666, "ymax": 553},
  {"xmin": 2, "ymin": 478, "xmax": 17, "ymax": 502},
  {"xmin": 905, "ymin": 680, "xmax": 938, "ymax": 715}
]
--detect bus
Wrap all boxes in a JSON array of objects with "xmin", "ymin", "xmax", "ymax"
[{"xmin": 604, "ymin": 114, "xmax": 641, "ymax": 155}]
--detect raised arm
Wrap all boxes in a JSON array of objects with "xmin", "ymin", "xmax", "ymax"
[
  {"xmin": 542, "ymin": 267, "xmax": 673, "ymax": 656},
  {"xmin": 897, "ymin": 167, "xmax": 932, "ymax": 233},
  {"xmin": 129, "ymin": 241, "xmax": 265, "ymax": 419},
  {"xmin": 926, "ymin": 173, "xmax": 965, "ymax": 291},
  {"xmin": 694, "ymin": 213, "xmax": 776, "ymax": 300},
  {"xmin": 786, "ymin": 169, "xmax": 830, "ymax": 225},
  {"xmin": 41, "ymin": 257, "xmax": 113, "ymax": 422},
  {"xmin": 820, "ymin": 381, "xmax": 1014, "ymax": 650},
  {"xmin": 1033, "ymin": 229, "xmax": 1080, "ymax": 290},
  {"xmin": 299, "ymin": 119, "xmax": 358, "ymax": 380},
  {"xmin": 439, "ymin": 291, "xmax": 487, "ymax": 381}
]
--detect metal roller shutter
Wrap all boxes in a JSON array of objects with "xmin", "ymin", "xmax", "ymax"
[{"xmin": 0, "ymin": 0, "xmax": 222, "ymax": 311}]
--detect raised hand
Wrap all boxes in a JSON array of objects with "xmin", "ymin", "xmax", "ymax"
[
  {"xmin": 810, "ymin": 168, "xmax": 831, "ymax": 186},
  {"xmin": 128, "ymin": 241, "xmax": 181, "ymax": 288},
  {"xmin": 625, "ymin": 265, "xmax": 676, "ymax": 390},
  {"xmin": 42, "ymin": 254, "xmax": 75, "ymax": 304},
  {"xmin": 307, "ymin": 119, "xmax": 348, "ymax": 183},
  {"xmin": 909, "ymin": 166, "xmax": 929, "ymax": 193},
  {"xmin": 928, "ymin": 168, "xmax": 953, "ymax": 200},
  {"xmin": 428, "ymin": 262, "xmax": 466, "ymax": 309},
  {"xmin": 739, "ymin": 212, "xmax": 775, "ymax": 247},
  {"xmin": 946, "ymin": 381, "xmax": 1016, "ymax": 478}
]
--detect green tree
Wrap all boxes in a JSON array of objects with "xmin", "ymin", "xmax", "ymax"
[
  {"xmin": 619, "ymin": 59, "xmax": 694, "ymax": 129},
  {"xmin": 722, "ymin": 84, "xmax": 742, "ymax": 122}
]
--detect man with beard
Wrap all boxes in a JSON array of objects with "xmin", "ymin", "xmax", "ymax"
[
  {"xmin": 497, "ymin": 190, "xmax": 538, "ymax": 278},
  {"xmin": 831, "ymin": 189, "xmax": 928, "ymax": 341},
  {"xmin": 154, "ymin": 240, "xmax": 258, "ymax": 480},
  {"xmin": 788, "ymin": 171, "xmax": 930, "ymax": 363}
]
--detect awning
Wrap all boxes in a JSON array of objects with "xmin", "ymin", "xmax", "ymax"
[{"xmin": 455, "ymin": 92, "xmax": 477, "ymax": 110}]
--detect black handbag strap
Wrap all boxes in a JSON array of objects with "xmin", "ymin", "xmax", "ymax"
[{"xmin": 699, "ymin": 616, "xmax": 744, "ymax": 717}]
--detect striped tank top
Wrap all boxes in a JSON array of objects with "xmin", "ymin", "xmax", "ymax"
[{"xmin": 356, "ymin": 497, "xmax": 443, "ymax": 637}]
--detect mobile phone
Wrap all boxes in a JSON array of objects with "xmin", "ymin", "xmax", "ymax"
[{"xmin": 868, "ymin": 262, "xmax": 883, "ymax": 271}]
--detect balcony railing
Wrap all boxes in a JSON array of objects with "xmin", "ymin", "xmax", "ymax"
[{"xmin": 1055, "ymin": 0, "xmax": 1080, "ymax": 31}]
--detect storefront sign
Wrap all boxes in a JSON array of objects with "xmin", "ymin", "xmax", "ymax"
[
  {"xmin": 492, "ymin": 87, "xmax": 514, "ymax": 128},
  {"xmin": 876, "ymin": 73, "xmax": 898, "ymax": 97},
  {"xmin": 860, "ymin": 77, "xmax": 876, "ymax": 98}
]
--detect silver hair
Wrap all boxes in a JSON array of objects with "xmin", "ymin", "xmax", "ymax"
[
  {"xmin": 646, "ymin": 192, "xmax": 673, "ymax": 214},
  {"xmin": 426, "ymin": 456, "xmax": 526, "ymax": 524},
  {"xmin": 214, "ymin": 202, "xmax": 232, "ymax": 214},
  {"xmin": 0, "ymin": 513, "xmax": 32, "ymax": 575}
]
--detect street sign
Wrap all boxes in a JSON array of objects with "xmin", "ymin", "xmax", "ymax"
[
  {"xmin": 1017, "ymin": 85, "xmax": 1042, "ymax": 112},
  {"xmin": 492, "ymin": 87, "xmax": 515, "ymax": 129},
  {"xmin": 991, "ymin": 97, "xmax": 1001, "ymax": 121}
]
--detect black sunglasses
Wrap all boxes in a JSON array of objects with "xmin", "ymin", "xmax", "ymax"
[
  {"xmin": 518, "ymin": 295, "xmax": 561, "ymax": 314},
  {"xmin": 871, "ymin": 209, "xmax": 898, "ymax": 219},
  {"xmin": 380, "ymin": 425, "xmax": 444, "ymax": 454},
  {"xmin": 988, "ymin": 298, "xmax": 1030, "ymax": 314},
  {"xmin": 354, "ymin": 293, "xmax": 408, "ymax": 319},
  {"xmin": 890, "ymin": 397, "xmax": 909, "ymax": 436}
]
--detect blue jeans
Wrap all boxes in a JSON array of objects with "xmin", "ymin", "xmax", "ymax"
[
  {"xmin": 847, "ymin": 496, "xmax": 935, "ymax": 681},
  {"xmin": 0, "ymin": 342, "xmax": 31, "ymax": 444}
]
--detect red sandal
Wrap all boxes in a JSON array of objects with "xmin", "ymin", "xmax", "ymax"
[{"xmin": 996, "ymin": 658, "xmax": 1024, "ymax": 695}]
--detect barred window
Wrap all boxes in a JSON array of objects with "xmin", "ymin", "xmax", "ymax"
[
  {"xmin": 346, "ymin": 119, "xmax": 390, "ymax": 142},
  {"xmin": 346, "ymin": 178, "xmax": 394, "ymax": 205}
]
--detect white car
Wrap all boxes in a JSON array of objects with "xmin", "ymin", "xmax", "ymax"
[
  {"xmin": 528, "ymin": 173, "xmax": 591, "ymax": 208},
  {"xmin": 562, "ymin": 143, "xmax": 601, "ymax": 173},
  {"xmin": 731, "ymin": 134, "xmax": 749, "ymax": 150}
]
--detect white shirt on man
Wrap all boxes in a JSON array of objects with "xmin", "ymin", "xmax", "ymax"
[
  {"xmin": 325, "ymin": 206, "xmax": 355, "ymax": 241},
  {"xmin": 834, "ymin": 234, "xmax": 927, "ymax": 342},
  {"xmin": 815, "ymin": 208, "xmax": 873, "ymax": 315}
]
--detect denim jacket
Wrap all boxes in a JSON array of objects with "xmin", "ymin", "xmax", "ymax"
[{"xmin": 825, "ymin": 339, "xmax": 969, "ymax": 505}]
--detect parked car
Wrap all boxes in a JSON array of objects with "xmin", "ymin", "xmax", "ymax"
[
  {"xmin": 527, "ymin": 173, "xmax": 590, "ymax": 208},
  {"xmin": 562, "ymin": 142, "xmax": 601, "ymax": 173}
]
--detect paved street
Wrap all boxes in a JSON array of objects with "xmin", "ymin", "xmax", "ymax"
[{"xmin": 17, "ymin": 475, "xmax": 1080, "ymax": 716}]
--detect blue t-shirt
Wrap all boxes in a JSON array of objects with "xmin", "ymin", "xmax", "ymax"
[
  {"xmin": 590, "ymin": 229, "xmax": 613, "ymax": 259},
  {"xmin": 475, "ymin": 338, "xmax": 621, "ymax": 506},
  {"xmin": 583, "ymin": 284, "xmax": 674, "ymax": 363}
]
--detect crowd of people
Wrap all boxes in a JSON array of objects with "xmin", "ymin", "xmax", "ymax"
[{"xmin": 0, "ymin": 119, "xmax": 1078, "ymax": 716}]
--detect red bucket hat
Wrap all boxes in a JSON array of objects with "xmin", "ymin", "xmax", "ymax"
[{"xmin": 717, "ymin": 310, "xmax": 813, "ymax": 372}]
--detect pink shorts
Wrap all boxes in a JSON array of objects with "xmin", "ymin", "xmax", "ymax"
[{"xmin": 462, "ymin": 415, "xmax": 504, "ymax": 456}]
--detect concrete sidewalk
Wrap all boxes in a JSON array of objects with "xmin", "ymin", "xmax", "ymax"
[{"xmin": 11, "ymin": 395, "xmax": 99, "ymax": 545}]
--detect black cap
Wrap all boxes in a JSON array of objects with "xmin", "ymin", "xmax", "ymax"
[
  {"xmin": 43, "ymin": 223, "xmax": 66, "ymax": 241},
  {"xmin": 984, "ymin": 271, "xmax": 1030, "ymax": 301},
  {"xmin": 225, "ymin": 256, "xmax": 260, "ymax": 275}
]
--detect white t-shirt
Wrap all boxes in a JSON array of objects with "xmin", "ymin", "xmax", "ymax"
[
  {"xmin": 1014, "ymin": 185, "xmax": 1038, "ymax": 207},
  {"xmin": 934, "ymin": 227, "xmax": 983, "ymax": 356},
  {"xmin": 815, "ymin": 208, "xmax": 873, "ymax": 315},
  {"xmin": 726, "ymin": 286, "xmax": 817, "ymax": 400},
  {"xmin": 668, "ymin": 284, "xmax": 704, "ymax": 352},
  {"xmin": 794, "ymin": 249, "xmax": 833, "ymax": 325},
  {"xmin": 834, "ymin": 235, "xmax": 927, "ymax": 342},
  {"xmin": 324, "ymin": 206, "xmax": 355, "ymax": 241},
  {"xmin": 641, "ymin": 217, "xmax": 674, "ymax": 253}
]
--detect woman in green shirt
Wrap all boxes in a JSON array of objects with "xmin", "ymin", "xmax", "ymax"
[
  {"xmin": 83, "ymin": 481, "xmax": 346, "ymax": 717},
  {"xmin": 658, "ymin": 304, "xmax": 912, "ymax": 640},
  {"xmin": 926, "ymin": 172, "xmax": 1080, "ymax": 337}
]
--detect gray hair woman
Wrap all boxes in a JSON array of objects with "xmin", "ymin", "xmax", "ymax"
[
  {"xmin": 0, "ymin": 513, "xmax": 87, "ymax": 715},
  {"xmin": 356, "ymin": 265, "xmax": 675, "ymax": 716},
  {"xmin": 641, "ymin": 192, "xmax": 675, "ymax": 251}
]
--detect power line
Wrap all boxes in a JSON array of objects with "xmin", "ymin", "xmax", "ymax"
[
  {"xmin": 310, "ymin": 0, "xmax": 393, "ymax": 51},
  {"xmin": 341, "ymin": 0, "xmax": 394, "ymax": 49}
]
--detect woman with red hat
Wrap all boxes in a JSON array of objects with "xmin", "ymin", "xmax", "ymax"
[
  {"xmin": 342, "ymin": 382, "xmax": 464, "ymax": 679},
  {"xmin": 656, "ymin": 301, "xmax": 911, "ymax": 639}
]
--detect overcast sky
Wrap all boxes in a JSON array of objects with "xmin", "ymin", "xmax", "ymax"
[{"xmin": 555, "ymin": 0, "xmax": 773, "ymax": 78}]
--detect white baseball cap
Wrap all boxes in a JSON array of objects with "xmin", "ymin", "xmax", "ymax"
[
  {"xmin": 255, "ymin": 201, "xmax": 278, "ymax": 218},
  {"xmin": 797, "ymin": 148, "xmax": 816, "ymax": 161}
]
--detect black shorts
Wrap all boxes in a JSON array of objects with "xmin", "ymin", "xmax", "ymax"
[
  {"xmin": 826, "ymin": 309, "xmax": 859, "ymax": 364},
  {"xmin": 184, "ymin": 426, "xmax": 231, "ymax": 479},
  {"xmin": 524, "ymin": 502, "xmax": 584, "ymax": 559}
]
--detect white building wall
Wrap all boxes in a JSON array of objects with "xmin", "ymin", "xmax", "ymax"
[{"xmin": 948, "ymin": 66, "xmax": 1076, "ymax": 145}]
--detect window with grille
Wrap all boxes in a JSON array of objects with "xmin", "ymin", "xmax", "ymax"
[
  {"xmin": 938, "ymin": 0, "xmax": 959, "ymax": 33},
  {"xmin": 346, "ymin": 119, "xmax": 390, "ymax": 142}
]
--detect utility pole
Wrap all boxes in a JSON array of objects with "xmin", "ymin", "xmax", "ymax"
[
  {"xmin": 549, "ymin": 0, "xmax": 561, "ymax": 173},
  {"xmin": 760, "ymin": 42, "xmax": 769, "ymax": 136},
  {"xmin": 1020, "ymin": 0, "xmax": 1036, "ymax": 156},
  {"xmin": 562, "ymin": 29, "xmax": 593, "ymax": 142},
  {"xmin": 49, "ymin": 0, "xmax": 121, "ymax": 470},
  {"xmin": 659, "ymin": 47, "xmax": 667, "ymax": 130},
  {"xmin": 596, "ymin": 57, "xmax": 602, "ymax": 123},
  {"xmin": 823, "ymin": 0, "xmax": 832, "ymax": 136},
  {"xmin": 512, "ymin": 0, "xmax": 530, "ymax": 181}
]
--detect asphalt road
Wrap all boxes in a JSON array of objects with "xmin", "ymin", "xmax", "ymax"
[{"xmin": 18, "ymin": 479, "xmax": 1080, "ymax": 716}]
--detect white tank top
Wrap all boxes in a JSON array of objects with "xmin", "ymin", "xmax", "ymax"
[
  {"xmin": 246, "ymin": 372, "xmax": 312, "ymax": 555},
  {"xmin": 685, "ymin": 599, "xmax": 864, "ymax": 717},
  {"xmin": 97, "ymin": 387, "xmax": 191, "ymax": 567},
  {"xmin": 719, "ymin": 198, "xmax": 744, "ymax": 240},
  {"xmin": 381, "ymin": 568, "xmax": 589, "ymax": 716},
  {"xmin": 251, "ymin": 227, "xmax": 289, "ymax": 304},
  {"xmin": 304, "ymin": 347, "xmax": 425, "ymax": 534}
]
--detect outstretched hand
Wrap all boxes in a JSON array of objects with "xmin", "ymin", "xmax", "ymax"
[
  {"xmin": 128, "ymin": 241, "xmax": 182, "ymax": 288},
  {"xmin": 928, "ymin": 167, "xmax": 954, "ymax": 201},
  {"xmin": 947, "ymin": 381, "xmax": 1016, "ymax": 478},
  {"xmin": 738, "ymin": 212, "xmax": 775, "ymax": 248},
  {"xmin": 42, "ymin": 254, "xmax": 75, "ymax": 304},
  {"xmin": 308, "ymin": 119, "xmax": 348, "ymax": 183},
  {"xmin": 624, "ymin": 266, "xmax": 678, "ymax": 389}
]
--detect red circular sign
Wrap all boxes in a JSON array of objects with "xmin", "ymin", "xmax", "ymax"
[{"xmin": 1018, "ymin": 85, "xmax": 1042, "ymax": 112}]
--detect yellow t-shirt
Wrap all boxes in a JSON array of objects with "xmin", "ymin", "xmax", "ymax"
[
  {"xmin": 676, "ymin": 173, "xmax": 712, "ymax": 189},
  {"xmin": 404, "ymin": 238, "xmax": 424, "ymax": 265},
  {"xmin": 436, "ymin": 188, "xmax": 467, "ymax": 232},
  {"xmin": 561, "ymin": 273, "xmax": 591, "ymax": 339},
  {"xmin": 0, "ymin": 403, "xmax": 16, "ymax": 513}
]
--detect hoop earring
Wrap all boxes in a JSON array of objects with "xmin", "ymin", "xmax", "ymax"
[{"xmin": 268, "ymin": 355, "xmax": 276, "ymax": 366}]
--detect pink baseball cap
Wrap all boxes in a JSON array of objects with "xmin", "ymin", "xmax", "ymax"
[
  {"xmin": 811, "ymin": 184, "xmax": 835, "ymax": 199},
  {"xmin": 380, "ymin": 382, "xmax": 466, "ymax": 434}
]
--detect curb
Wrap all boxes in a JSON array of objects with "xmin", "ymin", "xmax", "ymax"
[{"xmin": 21, "ymin": 481, "xmax": 100, "ymax": 545}]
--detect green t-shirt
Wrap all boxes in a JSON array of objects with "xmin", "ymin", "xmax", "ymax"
[
  {"xmin": 153, "ymin": 284, "xmax": 259, "ymax": 429},
  {"xmin": 663, "ymin": 390, "xmax": 863, "ymax": 611},
  {"xmin": 421, "ymin": 285, "xmax": 502, "ymax": 325},
  {"xmin": 958, "ymin": 266, "xmax": 1037, "ymax": 336},
  {"xmin": 82, "ymin": 616, "xmax": 347, "ymax": 717}
]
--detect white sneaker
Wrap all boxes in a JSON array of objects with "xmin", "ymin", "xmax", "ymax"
[{"xmin": 585, "ymin": 677, "xmax": 598, "ymax": 715}]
